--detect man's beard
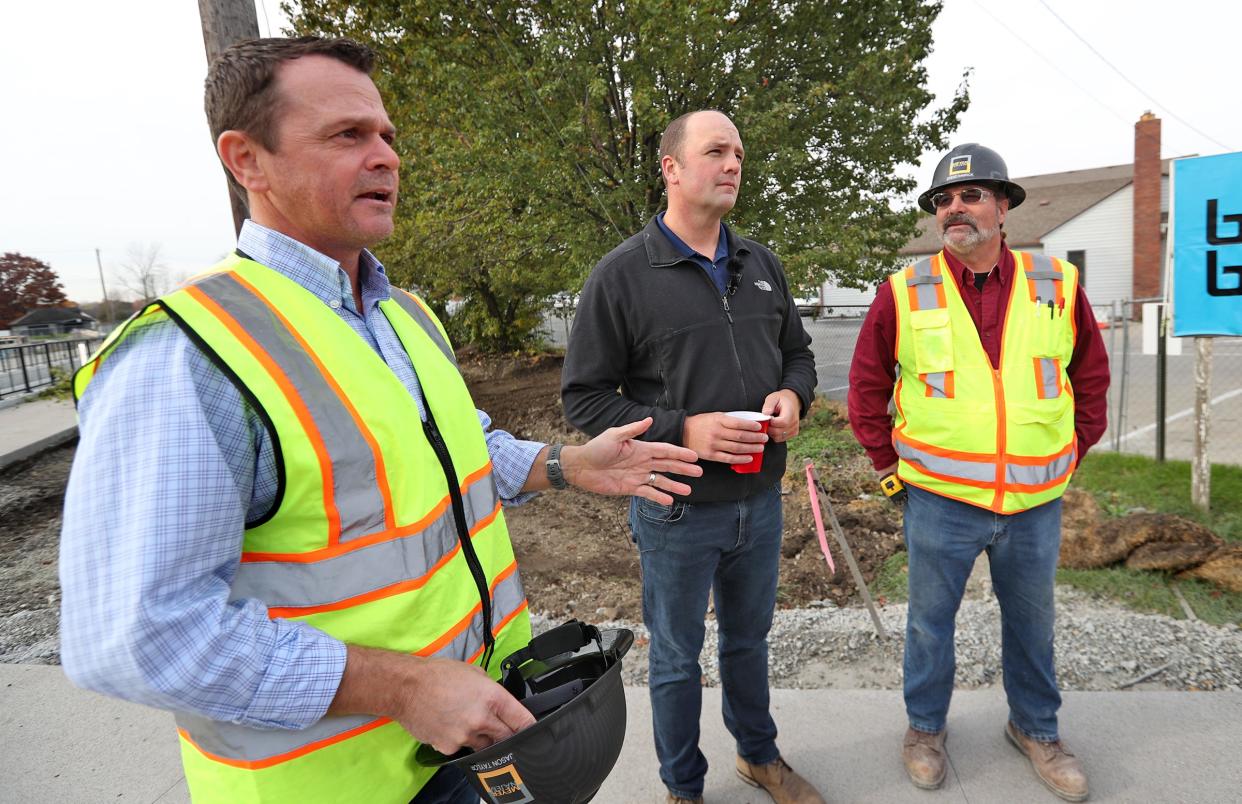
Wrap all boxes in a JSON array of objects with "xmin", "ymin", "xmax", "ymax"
[{"xmin": 940, "ymin": 213, "xmax": 999, "ymax": 254}]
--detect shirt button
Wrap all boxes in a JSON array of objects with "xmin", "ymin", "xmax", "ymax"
[{"xmin": 329, "ymin": 299, "xmax": 341, "ymax": 309}]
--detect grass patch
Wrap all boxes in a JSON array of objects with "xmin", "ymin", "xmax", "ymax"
[
  {"xmin": 873, "ymin": 551, "xmax": 909, "ymax": 603},
  {"xmin": 1071, "ymin": 452, "xmax": 1242, "ymax": 542},
  {"xmin": 1056, "ymin": 567, "xmax": 1242, "ymax": 626},
  {"xmin": 786, "ymin": 402, "xmax": 865, "ymax": 465}
]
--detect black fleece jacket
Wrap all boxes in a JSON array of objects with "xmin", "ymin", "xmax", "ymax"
[{"xmin": 562, "ymin": 217, "xmax": 817, "ymax": 503}]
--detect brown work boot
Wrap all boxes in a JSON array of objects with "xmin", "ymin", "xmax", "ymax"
[
  {"xmin": 1005, "ymin": 721, "xmax": 1089, "ymax": 802},
  {"xmin": 902, "ymin": 727, "xmax": 948, "ymax": 790},
  {"xmin": 665, "ymin": 795, "xmax": 703, "ymax": 804},
  {"xmin": 735, "ymin": 755, "xmax": 825, "ymax": 803}
]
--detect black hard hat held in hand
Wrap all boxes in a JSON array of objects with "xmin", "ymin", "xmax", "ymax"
[
  {"xmin": 918, "ymin": 143, "xmax": 1026, "ymax": 213},
  {"xmin": 415, "ymin": 620, "xmax": 634, "ymax": 804}
]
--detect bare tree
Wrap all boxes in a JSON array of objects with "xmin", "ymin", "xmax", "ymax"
[{"xmin": 113, "ymin": 243, "xmax": 170, "ymax": 303}]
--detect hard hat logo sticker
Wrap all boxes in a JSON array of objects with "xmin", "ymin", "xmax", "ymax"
[
  {"xmin": 478, "ymin": 762, "xmax": 534, "ymax": 804},
  {"xmin": 948, "ymin": 155, "xmax": 972, "ymax": 177}
]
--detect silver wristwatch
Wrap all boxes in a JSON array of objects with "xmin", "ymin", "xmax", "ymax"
[{"xmin": 545, "ymin": 443, "xmax": 568, "ymax": 490}]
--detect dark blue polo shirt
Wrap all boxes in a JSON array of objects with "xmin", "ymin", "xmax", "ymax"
[{"xmin": 655, "ymin": 212, "xmax": 730, "ymax": 295}]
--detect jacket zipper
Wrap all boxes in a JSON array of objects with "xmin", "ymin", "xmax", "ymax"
[
  {"xmin": 692, "ymin": 263, "xmax": 748, "ymax": 402},
  {"xmin": 422, "ymin": 408, "xmax": 496, "ymax": 669}
]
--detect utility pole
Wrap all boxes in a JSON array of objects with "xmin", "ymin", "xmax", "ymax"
[
  {"xmin": 198, "ymin": 0, "xmax": 260, "ymax": 236},
  {"xmin": 95, "ymin": 248, "xmax": 115, "ymax": 326}
]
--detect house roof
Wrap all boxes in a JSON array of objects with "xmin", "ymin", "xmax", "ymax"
[
  {"xmin": 899, "ymin": 159, "xmax": 1172, "ymax": 255},
  {"xmin": 9, "ymin": 307, "xmax": 97, "ymax": 327}
]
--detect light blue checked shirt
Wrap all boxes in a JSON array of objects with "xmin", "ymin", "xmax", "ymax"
[{"xmin": 59, "ymin": 221, "xmax": 544, "ymax": 729}]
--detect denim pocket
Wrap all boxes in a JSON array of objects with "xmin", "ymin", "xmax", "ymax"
[{"xmin": 633, "ymin": 497, "xmax": 687, "ymax": 525}]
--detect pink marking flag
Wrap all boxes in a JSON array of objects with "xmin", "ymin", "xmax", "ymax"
[{"xmin": 804, "ymin": 462, "xmax": 835, "ymax": 574}]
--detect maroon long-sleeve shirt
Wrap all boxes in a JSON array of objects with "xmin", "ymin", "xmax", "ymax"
[{"xmin": 847, "ymin": 247, "xmax": 1111, "ymax": 472}]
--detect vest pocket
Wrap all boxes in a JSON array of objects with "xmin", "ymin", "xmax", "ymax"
[
  {"xmin": 1007, "ymin": 398, "xmax": 1073, "ymax": 446},
  {"xmin": 910, "ymin": 308, "xmax": 954, "ymax": 374}
]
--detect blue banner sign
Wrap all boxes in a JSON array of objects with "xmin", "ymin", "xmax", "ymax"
[{"xmin": 1173, "ymin": 152, "xmax": 1242, "ymax": 336}]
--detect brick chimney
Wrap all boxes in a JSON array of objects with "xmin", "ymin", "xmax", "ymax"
[{"xmin": 1132, "ymin": 112, "xmax": 1162, "ymax": 300}]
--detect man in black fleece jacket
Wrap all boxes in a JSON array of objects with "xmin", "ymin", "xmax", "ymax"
[{"xmin": 562, "ymin": 110, "xmax": 820, "ymax": 804}]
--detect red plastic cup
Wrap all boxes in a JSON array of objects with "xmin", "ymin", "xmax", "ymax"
[{"xmin": 725, "ymin": 411, "xmax": 771, "ymax": 473}]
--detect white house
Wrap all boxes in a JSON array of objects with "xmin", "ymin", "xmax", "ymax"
[{"xmin": 818, "ymin": 114, "xmax": 1171, "ymax": 318}]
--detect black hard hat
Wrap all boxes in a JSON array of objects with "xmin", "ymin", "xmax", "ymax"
[
  {"xmin": 416, "ymin": 620, "xmax": 634, "ymax": 804},
  {"xmin": 918, "ymin": 143, "xmax": 1026, "ymax": 213}
]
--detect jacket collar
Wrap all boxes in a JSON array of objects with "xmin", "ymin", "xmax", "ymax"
[{"xmin": 641, "ymin": 216, "xmax": 750, "ymax": 268}]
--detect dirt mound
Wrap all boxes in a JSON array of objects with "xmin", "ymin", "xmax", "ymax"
[
  {"xmin": 1059, "ymin": 487, "xmax": 1241, "ymax": 592},
  {"xmin": 458, "ymin": 355, "xmax": 903, "ymax": 617}
]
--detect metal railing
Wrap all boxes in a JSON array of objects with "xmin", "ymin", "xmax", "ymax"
[{"xmin": 0, "ymin": 338, "xmax": 103, "ymax": 399}]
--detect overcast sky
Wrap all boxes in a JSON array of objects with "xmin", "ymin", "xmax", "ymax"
[{"xmin": 4, "ymin": 0, "xmax": 1239, "ymax": 303}]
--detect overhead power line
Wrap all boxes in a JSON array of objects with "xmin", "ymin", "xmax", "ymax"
[
  {"xmin": 967, "ymin": 0, "xmax": 1174, "ymax": 156},
  {"xmin": 1035, "ymin": 0, "xmax": 1234, "ymax": 151}
]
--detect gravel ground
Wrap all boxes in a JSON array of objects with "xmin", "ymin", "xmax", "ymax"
[{"xmin": 533, "ymin": 586, "xmax": 1242, "ymax": 693}]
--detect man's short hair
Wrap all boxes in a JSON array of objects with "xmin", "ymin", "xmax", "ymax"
[{"xmin": 204, "ymin": 36, "xmax": 375, "ymax": 202}]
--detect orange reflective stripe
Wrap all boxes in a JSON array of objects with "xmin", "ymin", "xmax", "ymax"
[
  {"xmin": 265, "ymin": 501, "xmax": 501, "ymax": 619},
  {"xmin": 895, "ymin": 430, "xmax": 993, "ymax": 462},
  {"xmin": 230, "ymin": 272, "xmax": 396, "ymax": 537},
  {"xmin": 185, "ymin": 284, "xmax": 341, "ymax": 543},
  {"xmin": 931, "ymin": 254, "xmax": 948, "ymax": 308},
  {"xmin": 420, "ymin": 560, "xmax": 521, "ymax": 658},
  {"xmin": 1006, "ymin": 441, "xmax": 1076, "ymax": 466},
  {"xmin": 468, "ymin": 599, "xmax": 530, "ymax": 664},
  {"xmin": 177, "ymin": 718, "xmax": 391, "ymax": 771},
  {"xmin": 241, "ymin": 462, "xmax": 493, "ymax": 563}
]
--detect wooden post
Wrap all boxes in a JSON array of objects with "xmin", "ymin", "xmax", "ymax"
[
  {"xmin": 198, "ymin": 0, "xmax": 260, "ymax": 236},
  {"xmin": 1191, "ymin": 336, "xmax": 1212, "ymax": 510}
]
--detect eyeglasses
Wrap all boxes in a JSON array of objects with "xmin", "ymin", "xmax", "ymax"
[{"xmin": 930, "ymin": 187, "xmax": 996, "ymax": 209}]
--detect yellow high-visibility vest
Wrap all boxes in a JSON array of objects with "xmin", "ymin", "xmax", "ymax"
[
  {"xmin": 74, "ymin": 255, "xmax": 532, "ymax": 802},
  {"xmin": 889, "ymin": 250, "xmax": 1079, "ymax": 513}
]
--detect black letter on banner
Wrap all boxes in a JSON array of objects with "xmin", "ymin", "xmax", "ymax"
[
  {"xmin": 1207, "ymin": 199, "xmax": 1242, "ymax": 245},
  {"xmin": 1207, "ymin": 251, "xmax": 1242, "ymax": 296}
]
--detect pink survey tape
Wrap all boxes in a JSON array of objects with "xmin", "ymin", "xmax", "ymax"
[{"xmin": 804, "ymin": 463, "xmax": 835, "ymax": 574}]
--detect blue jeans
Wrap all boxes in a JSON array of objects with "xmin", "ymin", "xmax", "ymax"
[
  {"xmin": 629, "ymin": 485, "xmax": 783, "ymax": 799},
  {"xmin": 903, "ymin": 484, "xmax": 1063, "ymax": 741},
  {"xmin": 410, "ymin": 766, "xmax": 477, "ymax": 804}
]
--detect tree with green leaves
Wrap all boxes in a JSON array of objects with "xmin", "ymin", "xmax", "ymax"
[
  {"xmin": 0, "ymin": 252, "xmax": 68, "ymax": 328},
  {"xmin": 288, "ymin": 0, "xmax": 968, "ymax": 351}
]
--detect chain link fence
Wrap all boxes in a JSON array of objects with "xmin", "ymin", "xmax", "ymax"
[{"xmin": 540, "ymin": 299, "xmax": 1242, "ymax": 466}]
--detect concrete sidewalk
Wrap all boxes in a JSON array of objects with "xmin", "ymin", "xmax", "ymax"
[
  {"xmin": 2, "ymin": 663, "xmax": 1239, "ymax": 803},
  {"xmin": 0, "ymin": 396, "xmax": 77, "ymax": 471}
]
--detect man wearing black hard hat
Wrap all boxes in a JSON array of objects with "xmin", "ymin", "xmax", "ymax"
[{"xmin": 848, "ymin": 144, "xmax": 1110, "ymax": 801}]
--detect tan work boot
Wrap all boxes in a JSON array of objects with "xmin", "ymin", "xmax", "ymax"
[
  {"xmin": 665, "ymin": 795, "xmax": 703, "ymax": 804},
  {"xmin": 735, "ymin": 755, "xmax": 825, "ymax": 803},
  {"xmin": 1005, "ymin": 721, "xmax": 1089, "ymax": 802},
  {"xmin": 902, "ymin": 727, "xmax": 948, "ymax": 790}
]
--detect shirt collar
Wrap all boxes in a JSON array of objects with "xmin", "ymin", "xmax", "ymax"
[
  {"xmin": 655, "ymin": 212, "xmax": 729, "ymax": 263},
  {"xmin": 940, "ymin": 243, "xmax": 1015, "ymax": 289},
  {"xmin": 236, "ymin": 220, "xmax": 392, "ymax": 310}
]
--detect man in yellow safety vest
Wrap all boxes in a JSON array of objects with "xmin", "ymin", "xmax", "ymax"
[
  {"xmin": 60, "ymin": 36, "xmax": 702, "ymax": 803},
  {"xmin": 847, "ymin": 143, "xmax": 1110, "ymax": 802}
]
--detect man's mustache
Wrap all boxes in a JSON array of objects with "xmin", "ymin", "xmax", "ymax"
[{"xmin": 942, "ymin": 214, "xmax": 977, "ymax": 233}]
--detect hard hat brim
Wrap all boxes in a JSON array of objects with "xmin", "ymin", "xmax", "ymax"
[{"xmin": 918, "ymin": 179, "xmax": 1026, "ymax": 214}]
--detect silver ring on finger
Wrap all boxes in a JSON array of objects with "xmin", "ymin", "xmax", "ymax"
[{"xmin": 648, "ymin": 472, "xmax": 658, "ymax": 487}]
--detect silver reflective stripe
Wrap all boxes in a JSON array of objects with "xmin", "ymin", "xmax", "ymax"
[
  {"xmin": 1026, "ymin": 255, "xmax": 1061, "ymax": 303},
  {"xmin": 1006, "ymin": 448, "xmax": 1076, "ymax": 487},
  {"xmin": 230, "ymin": 476, "xmax": 500, "ymax": 607},
  {"xmin": 386, "ymin": 291, "xmax": 457, "ymax": 368},
  {"xmin": 923, "ymin": 372, "xmax": 950, "ymax": 398},
  {"xmin": 910, "ymin": 258, "xmax": 943, "ymax": 310},
  {"xmin": 1037, "ymin": 358, "xmax": 1060, "ymax": 399},
  {"xmin": 194, "ymin": 273, "xmax": 387, "ymax": 542},
  {"xmin": 895, "ymin": 440, "xmax": 995, "ymax": 483},
  {"xmin": 177, "ymin": 571, "xmax": 527, "ymax": 763}
]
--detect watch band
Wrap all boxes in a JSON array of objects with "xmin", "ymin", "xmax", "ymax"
[{"xmin": 546, "ymin": 443, "xmax": 568, "ymax": 490}]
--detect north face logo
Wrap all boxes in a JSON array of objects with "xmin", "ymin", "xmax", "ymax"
[{"xmin": 753, "ymin": 280, "xmax": 773, "ymax": 292}]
